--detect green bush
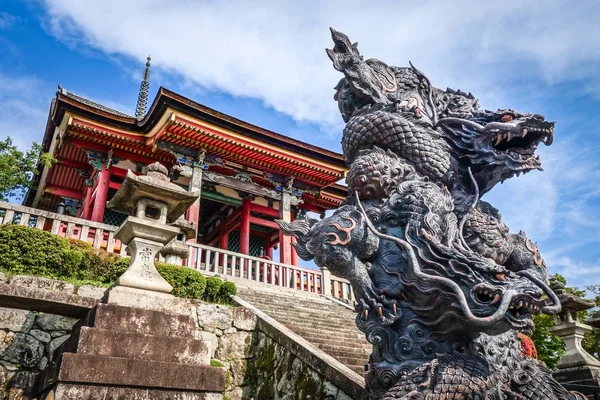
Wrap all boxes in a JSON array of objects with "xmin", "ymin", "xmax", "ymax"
[
  {"xmin": 0, "ymin": 224, "xmax": 235, "ymax": 303},
  {"xmin": 204, "ymin": 276, "xmax": 223, "ymax": 302},
  {"xmin": 156, "ymin": 262, "xmax": 206, "ymax": 299},
  {"xmin": 0, "ymin": 224, "xmax": 88, "ymax": 280},
  {"xmin": 219, "ymin": 280, "xmax": 237, "ymax": 304}
]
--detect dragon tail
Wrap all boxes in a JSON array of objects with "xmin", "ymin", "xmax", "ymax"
[{"xmin": 276, "ymin": 218, "xmax": 317, "ymax": 261}]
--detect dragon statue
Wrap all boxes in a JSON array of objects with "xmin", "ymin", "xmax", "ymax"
[{"xmin": 277, "ymin": 29, "xmax": 585, "ymax": 399}]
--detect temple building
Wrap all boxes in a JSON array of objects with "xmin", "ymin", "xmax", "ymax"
[{"xmin": 25, "ymin": 58, "xmax": 347, "ymax": 266}]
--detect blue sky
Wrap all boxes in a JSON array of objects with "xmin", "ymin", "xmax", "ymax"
[{"xmin": 1, "ymin": 0, "xmax": 600, "ymax": 290}]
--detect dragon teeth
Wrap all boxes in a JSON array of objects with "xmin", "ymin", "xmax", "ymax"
[
  {"xmin": 495, "ymin": 135, "xmax": 503, "ymax": 146},
  {"xmin": 522, "ymin": 128, "xmax": 528, "ymax": 137}
]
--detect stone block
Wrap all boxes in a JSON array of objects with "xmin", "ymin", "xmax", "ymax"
[
  {"xmin": 197, "ymin": 303, "xmax": 233, "ymax": 331},
  {"xmin": 104, "ymin": 286, "xmax": 193, "ymax": 315},
  {"xmin": 0, "ymin": 308, "xmax": 35, "ymax": 333},
  {"xmin": 215, "ymin": 331, "xmax": 251, "ymax": 360},
  {"xmin": 58, "ymin": 353, "xmax": 226, "ymax": 392},
  {"xmin": 0, "ymin": 280, "xmax": 98, "ymax": 317},
  {"xmin": 92, "ymin": 304, "xmax": 195, "ymax": 338},
  {"xmin": 197, "ymin": 331, "xmax": 218, "ymax": 359},
  {"xmin": 0, "ymin": 272, "xmax": 6, "ymax": 283},
  {"xmin": 53, "ymin": 384, "xmax": 223, "ymax": 400},
  {"xmin": 0, "ymin": 333, "xmax": 44, "ymax": 368},
  {"xmin": 52, "ymin": 384, "xmax": 107, "ymax": 400},
  {"xmin": 29, "ymin": 329, "xmax": 51, "ymax": 344},
  {"xmin": 48, "ymin": 335, "xmax": 70, "ymax": 357},
  {"xmin": 35, "ymin": 313, "xmax": 78, "ymax": 332},
  {"xmin": 225, "ymin": 387, "xmax": 243, "ymax": 400},
  {"xmin": 74, "ymin": 327, "xmax": 209, "ymax": 365},
  {"xmin": 232, "ymin": 307, "xmax": 257, "ymax": 331},
  {"xmin": 76, "ymin": 285, "xmax": 106, "ymax": 300},
  {"xmin": 229, "ymin": 359, "xmax": 248, "ymax": 387},
  {"xmin": 9, "ymin": 275, "xmax": 74, "ymax": 294}
]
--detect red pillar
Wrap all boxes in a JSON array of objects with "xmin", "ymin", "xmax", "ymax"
[
  {"xmin": 290, "ymin": 213, "xmax": 299, "ymax": 266},
  {"xmin": 239, "ymin": 199, "xmax": 251, "ymax": 255},
  {"xmin": 81, "ymin": 184, "xmax": 94, "ymax": 220},
  {"xmin": 266, "ymin": 245, "xmax": 273, "ymax": 260},
  {"xmin": 91, "ymin": 163, "xmax": 111, "ymax": 223},
  {"xmin": 291, "ymin": 237, "xmax": 299, "ymax": 266},
  {"xmin": 219, "ymin": 222, "xmax": 229, "ymax": 250},
  {"xmin": 279, "ymin": 233, "xmax": 292, "ymax": 265}
]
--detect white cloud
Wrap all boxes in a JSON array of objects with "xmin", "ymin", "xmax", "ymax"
[
  {"xmin": 0, "ymin": 74, "xmax": 50, "ymax": 150},
  {"xmin": 0, "ymin": 12, "xmax": 19, "ymax": 29},
  {"xmin": 39, "ymin": 0, "xmax": 600, "ymax": 128}
]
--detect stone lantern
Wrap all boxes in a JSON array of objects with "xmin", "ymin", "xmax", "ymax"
[
  {"xmin": 548, "ymin": 278, "xmax": 600, "ymax": 386},
  {"xmin": 161, "ymin": 216, "xmax": 196, "ymax": 265},
  {"xmin": 106, "ymin": 162, "xmax": 199, "ymax": 297}
]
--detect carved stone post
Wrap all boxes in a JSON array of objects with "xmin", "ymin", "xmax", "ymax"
[
  {"xmin": 161, "ymin": 217, "xmax": 196, "ymax": 266},
  {"xmin": 187, "ymin": 150, "xmax": 205, "ymax": 243},
  {"xmin": 279, "ymin": 191, "xmax": 293, "ymax": 265}
]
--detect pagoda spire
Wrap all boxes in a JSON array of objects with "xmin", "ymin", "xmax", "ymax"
[{"xmin": 135, "ymin": 56, "xmax": 151, "ymax": 120}]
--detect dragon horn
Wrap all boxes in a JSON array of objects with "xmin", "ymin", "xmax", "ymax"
[{"xmin": 326, "ymin": 28, "xmax": 363, "ymax": 71}]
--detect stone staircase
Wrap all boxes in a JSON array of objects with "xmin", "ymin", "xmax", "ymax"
[{"xmin": 236, "ymin": 286, "xmax": 370, "ymax": 375}]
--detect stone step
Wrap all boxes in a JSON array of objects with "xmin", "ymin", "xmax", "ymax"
[
  {"xmin": 57, "ymin": 353, "xmax": 225, "ymax": 392},
  {"xmin": 348, "ymin": 365, "xmax": 367, "ymax": 375},
  {"xmin": 237, "ymin": 287, "xmax": 334, "ymax": 302},
  {"xmin": 91, "ymin": 303, "xmax": 195, "ymax": 338},
  {"xmin": 298, "ymin": 333, "xmax": 364, "ymax": 349},
  {"xmin": 259, "ymin": 310, "xmax": 356, "ymax": 324},
  {"xmin": 314, "ymin": 341, "xmax": 372, "ymax": 353},
  {"xmin": 238, "ymin": 291, "xmax": 336, "ymax": 301},
  {"xmin": 72, "ymin": 327, "xmax": 209, "ymax": 366},
  {"xmin": 242, "ymin": 299, "xmax": 353, "ymax": 312},
  {"xmin": 272, "ymin": 316, "xmax": 361, "ymax": 331},
  {"xmin": 239, "ymin": 299, "xmax": 346, "ymax": 314},
  {"xmin": 284, "ymin": 324, "xmax": 369, "ymax": 346},
  {"xmin": 316, "ymin": 346, "xmax": 371, "ymax": 359},
  {"xmin": 334, "ymin": 355, "xmax": 369, "ymax": 368},
  {"xmin": 292, "ymin": 327, "xmax": 364, "ymax": 339},
  {"xmin": 237, "ymin": 288, "xmax": 371, "ymax": 376}
]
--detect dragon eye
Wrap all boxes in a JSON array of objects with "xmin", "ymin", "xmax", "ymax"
[{"xmin": 501, "ymin": 114, "xmax": 513, "ymax": 122}]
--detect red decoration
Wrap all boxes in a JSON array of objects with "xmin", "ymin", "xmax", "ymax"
[{"xmin": 518, "ymin": 332, "xmax": 538, "ymax": 359}]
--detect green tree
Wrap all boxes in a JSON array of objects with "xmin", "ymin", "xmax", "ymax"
[
  {"xmin": 531, "ymin": 313, "xmax": 565, "ymax": 369},
  {"xmin": 0, "ymin": 137, "xmax": 55, "ymax": 201}
]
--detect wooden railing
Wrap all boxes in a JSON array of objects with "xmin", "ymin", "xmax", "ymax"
[
  {"xmin": 187, "ymin": 243, "xmax": 355, "ymax": 301},
  {"xmin": 0, "ymin": 201, "xmax": 125, "ymax": 255},
  {"xmin": 0, "ymin": 201, "xmax": 355, "ymax": 302}
]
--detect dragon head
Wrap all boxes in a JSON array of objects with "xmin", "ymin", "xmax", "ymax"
[
  {"xmin": 439, "ymin": 109, "xmax": 555, "ymax": 194},
  {"xmin": 358, "ymin": 182, "xmax": 559, "ymax": 336}
]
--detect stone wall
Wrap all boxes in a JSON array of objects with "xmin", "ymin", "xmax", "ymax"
[
  {"xmin": 244, "ymin": 330, "xmax": 353, "ymax": 400},
  {"xmin": 195, "ymin": 303, "xmax": 257, "ymax": 400},
  {"xmin": 0, "ymin": 274, "xmax": 363, "ymax": 399},
  {"xmin": 0, "ymin": 307, "xmax": 78, "ymax": 398}
]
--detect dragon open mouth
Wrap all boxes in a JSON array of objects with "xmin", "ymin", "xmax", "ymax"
[
  {"xmin": 489, "ymin": 125, "xmax": 554, "ymax": 166},
  {"xmin": 472, "ymin": 285, "xmax": 544, "ymax": 321},
  {"xmin": 506, "ymin": 294, "xmax": 544, "ymax": 318}
]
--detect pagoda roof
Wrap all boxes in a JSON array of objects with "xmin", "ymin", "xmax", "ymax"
[
  {"xmin": 50, "ymin": 86, "xmax": 345, "ymax": 169},
  {"xmin": 59, "ymin": 87, "xmax": 134, "ymax": 118},
  {"xmin": 26, "ymin": 86, "xmax": 348, "ymax": 211}
]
